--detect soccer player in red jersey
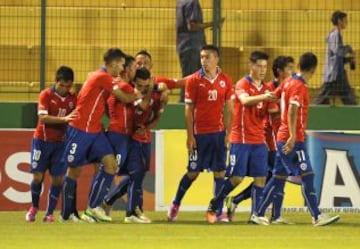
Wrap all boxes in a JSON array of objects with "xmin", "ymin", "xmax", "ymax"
[
  {"xmin": 168, "ymin": 45, "xmax": 234, "ymax": 222},
  {"xmin": 26, "ymin": 66, "xmax": 77, "ymax": 222},
  {"xmin": 135, "ymin": 50, "xmax": 186, "ymax": 90},
  {"xmin": 60, "ymin": 48, "xmax": 139, "ymax": 222},
  {"xmin": 123, "ymin": 67, "xmax": 168, "ymax": 223},
  {"xmin": 206, "ymin": 51, "xmax": 278, "ymax": 224},
  {"xmin": 225, "ymin": 56, "xmax": 294, "ymax": 223},
  {"xmin": 252, "ymin": 52, "xmax": 340, "ymax": 226}
]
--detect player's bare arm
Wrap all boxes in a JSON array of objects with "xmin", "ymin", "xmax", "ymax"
[
  {"xmin": 39, "ymin": 109, "xmax": 78, "ymax": 124},
  {"xmin": 282, "ymin": 103, "xmax": 298, "ymax": 155},
  {"xmin": 112, "ymin": 85, "xmax": 141, "ymax": 103},
  {"xmin": 240, "ymin": 92, "xmax": 277, "ymax": 106},
  {"xmin": 156, "ymin": 82, "xmax": 170, "ymax": 104},
  {"xmin": 224, "ymin": 99, "xmax": 234, "ymax": 149},
  {"xmin": 185, "ymin": 103, "xmax": 196, "ymax": 153}
]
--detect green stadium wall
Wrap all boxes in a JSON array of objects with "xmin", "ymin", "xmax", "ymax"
[{"xmin": 1, "ymin": 103, "xmax": 360, "ymax": 130}]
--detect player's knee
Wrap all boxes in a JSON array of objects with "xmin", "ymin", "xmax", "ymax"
[
  {"xmin": 229, "ymin": 176, "xmax": 242, "ymax": 186},
  {"xmin": 213, "ymin": 170, "xmax": 225, "ymax": 178},
  {"xmin": 51, "ymin": 176, "xmax": 64, "ymax": 186},
  {"xmin": 101, "ymin": 155, "xmax": 117, "ymax": 175},
  {"xmin": 32, "ymin": 172, "xmax": 44, "ymax": 184},
  {"xmin": 186, "ymin": 171, "xmax": 199, "ymax": 180},
  {"xmin": 67, "ymin": 167, "xmax": 82, "ymax": 180}
]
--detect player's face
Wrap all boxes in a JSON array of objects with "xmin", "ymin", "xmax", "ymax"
[
  {"xmin": 55, "ymin": 80, "xmax": 73, "ymax": 96},
  {"xmin": 339, "ymin": 17, "xmax": 348, "ymax": 29},
  {"xmin": 278, "ymin": 64, "xmax": 293, "ymax": 80},
  {"xmin": 136, "ymin": 55, "xmax": 153, "ymax": 71},
  {"xmin": 135, "ymin": 78, "xmax": 151, "ymax": 94},
  {"xmin": 125, "ymin": 61, "xmax": 137, "ymax": 82},
  {"xmin": 251, "ymin": 59, "xmax": 267, "ymax": 81},
  {"xmin": 200, "ymin": 50, "xmax": 219, "ymax": 72},
  {"xmin": 110, "ymin": 57, "xmax": 125, "ymax": 77},
  {"xmin": 287, "ymin": 62, "xmax": 295, "ymax": 75}
]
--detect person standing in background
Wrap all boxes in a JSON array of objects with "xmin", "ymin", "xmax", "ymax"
[
  {"xmin": 315, "ymin": 10, "xmax": 357, "ymax": 105},
  {"xmin": 176, "ymin": 0, "xmax": 224, "ymax": 102}
]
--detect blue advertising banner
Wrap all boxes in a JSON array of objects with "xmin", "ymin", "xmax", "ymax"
[{"xmin": 306, "ymin": 131, "xmax": 360, "ymax": 211}]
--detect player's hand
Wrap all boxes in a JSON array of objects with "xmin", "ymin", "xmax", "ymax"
[
  {"xmin": 282, "ymin": 136, "xmax": 295, "ymax": 155},
  {"xmin": 135, "ymin": 124, "xmax": 146, "ymax": 136},
  {"xmin": 63, "ymin": 110, "xmax": 78, "ymax": 123},
  {"xmin": 186, "ymin": 135, "xmax": 197, "ymax": 154},
  {"xmin": 264, "ymin": 92, "xmax": 278, "ymax": 102},
  {"xmin": 112, "ymin": 75, "xmax": 123, "ymax": 83},
  {"xmin": 133, "ymin": 88, "xmax": 143, "ymax": 99}
]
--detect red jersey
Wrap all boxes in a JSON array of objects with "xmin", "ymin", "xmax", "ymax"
[
  {"xmin": 34, "ymin": 87, "xmax": 77, "ymax": 142},
  {"xmin": 184, "ymin": 69, "xmax": 233, "ymax": 134},
  {"xmin": 230, "ymin": 75, "xmax": 277, "ymax": 144},
  {"xmin": 152, "ymin": 75, "xmax": 178, "ymax": 89},
  {"xmin": 132, "ymin": 91, "xmax": 163, "ymax": 143},
  {"xmin": 264, "ymin": 80, "xmax": 281, "ymax": 151},
  {"xmin": 107, "ymin": 82, "xmax": 135, "ymax": 135},
  {"xmin": 70, "ymin": 68, "xmax": 114, "ymax": 133},
  {"xmin": 275, "ymin": 74, "xmax": 309, "ymax": 142}
]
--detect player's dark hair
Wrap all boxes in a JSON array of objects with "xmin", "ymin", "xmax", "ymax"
[
  {"xmin": 103, "ymin": 47, "xmax": 126, "ymax": 65},
  {"xmin": 250, "ymin": 51, "xmax": 269, "ymax": 63},
  {"xmin": 272, "ymin": 56, "xmax": 288, "ymax": 78},
  {"xmin": 124, "ymin": 55, "xmax": 135, "ymax": 69},
  {"xmin": 201, "ymin": 44, "xmax": 220, "ymax": 57},
  {"xmin": 136, "ymin": 50, "xmax": 152, "ymax": 60},
  {"xmin": 299, "ymin": 52, "xmax": 317, "ymax": 72},
  {"xmin": 286, "ymin": 56, "xmax": 295, "ymax": 64},
  {"xmin": 331, "ymin": 10, "xmax": 347, "ymax": 25},
  {"xmin": 55, "ymin": 66, "xmax": 74, "ymax": 82},
  {"xmin": 134, "ymin": 67, "xmax": 151, "ymax": 81}
]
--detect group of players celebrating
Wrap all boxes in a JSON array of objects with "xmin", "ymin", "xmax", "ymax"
[{"xmin": 25, "ymin": 45, "xmax": 340, "ymax": 226}]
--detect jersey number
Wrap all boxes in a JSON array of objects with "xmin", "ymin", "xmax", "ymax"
[
  {"xmin": 69, "ymin": 143, "xmax": 77, "ymax": 154},
  {"xmin": 57, "ymin": 108, "xmax": 67, "ymax": 117},
  {"xmin": 296, "ymin": 150, "xmax": 306, "ymax": 162},
  {"xmin": 32, "ymin": 149, "xmax": 41, "ymax": 161},
  {"xmin": 208, "ymin": 90, "xmax": 218, "ymax": 101}
]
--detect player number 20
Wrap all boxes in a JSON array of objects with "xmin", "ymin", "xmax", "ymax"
[{"xmin": 208, "ymin": 90, "xmax": 218, "ymax": 101}]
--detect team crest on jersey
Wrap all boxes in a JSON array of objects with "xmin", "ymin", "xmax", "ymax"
[
  {"xmin": 300, "ymin": 162, "xmax": 308, "ymax": 171},
  {"xmin": 219, "ymin": 80, "xmax": 226, "ymax": 88},
  {"xmin": 31, "ymin": 162, "xmax": 38, "ymax": 169},
  {"xmin": 68, "ymin": 155, "xmax": 74, "ymax": 163},
  {"xmin": 69, "ymin": 102, "xmax": 74, "ymax": 109}
]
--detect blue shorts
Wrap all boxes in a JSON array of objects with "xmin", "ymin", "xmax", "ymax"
[
  {"xmin": 106, "ymin": 131, "xmax": 130, "ymax": 175},
  {"xmin": 123, "ymin": 139, "xmax": 151, "ymax": 175},
  {"xmin": 187, "ymin": 132, "xmax": 226, "ymax": 172},
  {"xmin": 63, "ymin": 126, "xmax": 114, "ymax": 168},
  {"xmin": 227, "ymin": 143, "xmax": 268, "ymax": 177},
  {"xmin": 268, "ymin": 150, "xmax": 276, "ymax": 170},
  {"xmin": 273, "ymin": 141, "xmax": 313, "ymax": 176},
  {"xmin": 30, "ymin": 138, "xmax": 67, "ymax": 176}
]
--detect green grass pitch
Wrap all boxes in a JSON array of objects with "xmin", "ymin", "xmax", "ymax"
[{"xmin": 1, "ymin": 211, "xmax": 359, "ymax": 249}]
